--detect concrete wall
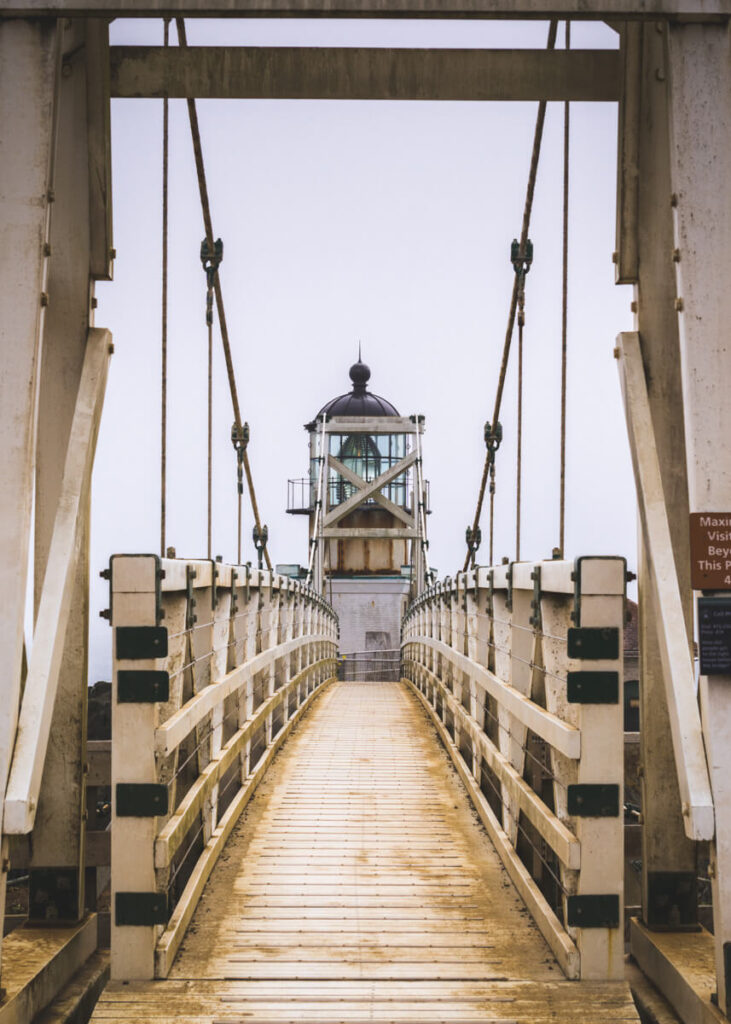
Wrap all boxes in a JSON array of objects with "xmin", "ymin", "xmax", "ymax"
[{"xmin": 330, "ymin": 577, "xmax": 410, "ymax": 655}]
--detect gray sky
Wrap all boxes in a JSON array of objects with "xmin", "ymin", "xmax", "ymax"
[{"xmin": 90, "ymin": 17, "xmax": 634, "ymax": 683}]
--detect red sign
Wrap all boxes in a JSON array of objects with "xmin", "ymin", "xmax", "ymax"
[{"xmin": 690, "ymin": 513, "xmax": 731, "ymax": 590}]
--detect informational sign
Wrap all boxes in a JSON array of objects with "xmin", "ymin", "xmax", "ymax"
[
  {"xmin": 690, "ymin": 513, "xmax": 731, "ymax": 590},
  {"xmin": 698, "ymin": 598, "xmax": 731, "ymax": 675}
]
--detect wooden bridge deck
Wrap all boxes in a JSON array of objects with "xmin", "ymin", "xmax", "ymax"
[{"xmin": 92, "ymin": 680, "xmax": 639, "ymax": 1023}]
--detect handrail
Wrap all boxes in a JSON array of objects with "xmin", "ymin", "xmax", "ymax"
[
  {"xmin": 402, "ymin": 555, "xmax": 626, "ymax": 982},
  {"xmin": 109, "ymin": 554, "xmax": 338, "ymax": 982}
]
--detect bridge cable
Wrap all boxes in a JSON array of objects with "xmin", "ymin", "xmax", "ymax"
[
  {"xmin": 175, "ymin": 17, "xmax": 273, "ymax": 571},
  {"xmin": 463, "ymin": 18, "xmax": 559, "ymax": 572},
  {"xmin": 558, "ymin": 21, "xmax": 571, "ymax": 558},
  {"xmin": 513, "ymin": 239, "xmax": 532, "ymax": 562},
  {"xmin": 160, "ymin": 17, "xmax": 170, "ymax": 558}
]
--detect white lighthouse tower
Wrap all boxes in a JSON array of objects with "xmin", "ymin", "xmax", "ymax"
[{"xmin": 287, "ymin": 356, "xmax": 430, "ymax": 677}]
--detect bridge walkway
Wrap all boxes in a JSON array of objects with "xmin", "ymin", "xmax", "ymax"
[{"xmin": 91, "ymin": 681, "xmax": 639, "ymax": 1022}]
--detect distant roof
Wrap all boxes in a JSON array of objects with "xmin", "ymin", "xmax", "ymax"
[{"xmin": 315, "ymin": 358, "xmax": 399, "ymax": 420}]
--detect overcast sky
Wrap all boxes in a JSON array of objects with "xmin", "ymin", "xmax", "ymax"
[{"xmin": 89, "ymin": 17, "xmax": 634, "ymax": 682}]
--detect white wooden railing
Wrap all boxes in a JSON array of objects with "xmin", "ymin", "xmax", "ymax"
[
  {"xmin": 401, "ymin": 557, "xmax": 626, "ymax": 981},
  {"xmin": 108, "ymin": 554, "xmax": 338, "ymax": 980}
]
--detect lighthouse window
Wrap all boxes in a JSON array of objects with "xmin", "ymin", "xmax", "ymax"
[{"xmin": 327, "ymin": 432, "xmax": 410, "ymax": 509}]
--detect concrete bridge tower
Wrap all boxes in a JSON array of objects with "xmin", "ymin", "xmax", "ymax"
[{"xmin": 287, "ymin": 356, "xmax": 428, "ymax": 673}]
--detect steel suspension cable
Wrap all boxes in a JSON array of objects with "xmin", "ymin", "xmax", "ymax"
[
  {"xmin": 463, "ymin": 18, "xmax": 558, "ymax": 572},
  {"xmin": 160, "ymin": 17, "xmax": 170, "ymax": 559},
  {"xmin": 559, "ymin": 21, "xmax": 571, "ymax": 557},
  {"xmin": 175, "ymin": 17, "xmax": 272, "ymax": 572},
  {"xmin": 516, "ymin": 316, "xmax": 523, "ymax": 561}
]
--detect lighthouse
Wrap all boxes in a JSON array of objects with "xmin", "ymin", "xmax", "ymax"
[{"xmin": 287, "ymin": 356, "xmax": 429, "ymax": 677}]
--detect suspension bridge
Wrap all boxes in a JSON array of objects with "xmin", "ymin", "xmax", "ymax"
[{"xmin": 1, "ymin": 5, "xmax": 731, "ymax": 1024}]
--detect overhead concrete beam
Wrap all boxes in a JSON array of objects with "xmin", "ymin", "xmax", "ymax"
[{"xmin": 109, "ymin": 46, "xmax": 621, "ymax": 101}]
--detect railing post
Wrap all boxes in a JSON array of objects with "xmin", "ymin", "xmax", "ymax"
[
  {"xmin": 111, "ymin": 554, "xmax": 165, "ymax": 981},
  {"xmin": 568, "ymin": 557, "xmax": 626, "ymax": 980}
]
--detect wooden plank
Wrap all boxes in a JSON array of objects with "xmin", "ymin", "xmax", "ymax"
[
  {"xmin": 327, "ymin": 454, "xmax": 415, "ymax": 527},
  {"xmin": 436, "ymin": 675, "xmax": 581, "ymax": 869},
  {"xmin": 5, "ymin": 328, "xmax": 112, "ymax": 834},
  {"xmin": 109, "ymin": 46, "xmax": 622, "ymax": 102},
  {"xmin": 405, "ymin": 680, "xmax": 581, "ymax": 980},
  {"xmin": 155, "ymin": 635, "xmax": 332, "ymax": 754},
  {"xmin": 91, "ymin": 681, "xmax": 638, "ymax": 1022},
  {"xmin": 617, "ymin": 330, "xmax": 714, "ymax": 840},
  {"xmin": 408, "ymin": 636, "xmax": 581, "ymax": 758},
  {"xmin": 154, "ymin": 677, "xmax": 335, "ymax": 977},
  {"xmin": 154, "ymin": 659, "xmax": 335, "ymax": 866},
  {"xmin": 323, "ymin": 450, "xmax": 418, "ymax": 528},
  {"xmin": 4, "ymin": 0, "xmax": 730, "ymax": 21}
]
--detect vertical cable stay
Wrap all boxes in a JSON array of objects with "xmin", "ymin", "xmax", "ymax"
[
  {"xmin": 176, "ymin": 17, "xmax": 272, "ymax": 571},
  {"xmin": 559, "ymin": 20, "xmax": 571, "ymax": 558},
  {"xmin": 160, "ymin": 17, "xmax": 170, "ymax": 559},
  {"xmin": 463, "ymin": 18, "xmax": 558, "ymax": 572}
]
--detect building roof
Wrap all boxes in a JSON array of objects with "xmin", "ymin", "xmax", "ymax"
[{"xmin": 315, "ymin": 358, "xmax": 399, "ymax": 420}]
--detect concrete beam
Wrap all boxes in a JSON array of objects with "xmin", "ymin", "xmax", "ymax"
[{"xmin": 110, "ymin": 46, "xmax": 621, "ymax": 101}]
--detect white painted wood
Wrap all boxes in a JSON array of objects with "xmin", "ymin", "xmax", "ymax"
[
  {"xmin": 413, "ymin": 635, "xmax": 580, "ymax": 758},
  {"xmin": 0, "ymin": 17, "xmax": 59, "ymax": 984},
  {"xmin": 156, "ymin": 634, "xmax": 331, "ymax": 755},
  {"xmin": 323, "ymin": 450, "xmax": 418, "ymax": 528},
  {"xmin": 668, "ymin": 23, "xmax": 731, "ymax": 1014},
  {"xmin": 328, "ymin": 454, "xmax": 416, "ymax": 527},
  {"xmin": 572, "ymin": 563, "xmax": 625, "ymax": 981},
  {"xmin": 29, "ymin": 21, "xmax": 96, "ymax": 897},
  {"xmin": 110, "ymin": 554, "xmax": 160, "ymax": 981},
  {"xmin": 5, "ymin": 329, "xmax": 112, "ymax": 834},
  {"xmin": 406, "ymin": 680, "xmax": 581, "ymax": 980},
  {"xmin": 617, "ymin": 330, "xmax": 714, "ymax": 841}
]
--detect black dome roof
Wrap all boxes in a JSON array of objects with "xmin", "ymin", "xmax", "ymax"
[{"xmin": 315, "ymin": 358, "xmax": 399, "ymax": 419}]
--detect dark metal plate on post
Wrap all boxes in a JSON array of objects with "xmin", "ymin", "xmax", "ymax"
[
  {"xmin": 646, "ymin": 871, "xmax": 698, "ymax": 930},
  {"xmin": 116, "ymin": 783, "xmax": 168, "ymax": 817},
  {"xmin": 567, "ymin": 671, "xmax": 619, "ymax": 704},
  {"xmin": 567, "ymin": 627, "xmax": 619, "ymax": 660},
  {"xmin": 117, "ymin": 670, "xmax": 170, "ymax": 703},
  {"xmin": 116, "ymin": 626, "xmax": 168, "ymax": 660},
  {"xmin": 698, "ymin": 598, "xmax": 731, "ymax": 675},
  {"xmin": 115, "ymin": 892, "xmax": 168, "ymax": 927},
  {"xmin": 566, "ymin": 894, "xmax": 620, "ymax": 928},
  {"xmin": 29, "ymin": 868, "xmax": 81, "ymax": 922},
  {"xmin": 567, "ymin": 783, "xmax": 620, "ymax": 817}
]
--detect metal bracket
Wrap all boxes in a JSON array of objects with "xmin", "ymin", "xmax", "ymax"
[
  {"xmin": 186, "ymin": 565, "xmax": 197, "ymax": 630},
  {"xmin": 116, "ymin": 783, "xmax": 169, "ymax": 817},
  {"xmin": 567, "ymin": 671, "xmax": 619, "ymax": 704},
  {"xmin": 530, "ymin": 565, "xmax": 542, "ymax": 628},
  {"xmin": 571, "ymin": 555, "xmax": 627, "ymax": 627},
  {"xmin": 567, "ymin": 627, "xmax": 619, "ymax": 660},
  {"xmin": 566, "ymin": 894, "xmax": 620, "ymax": 929},
  {"xmin": 116, "ymin": 627, "xmax": 168, "ymax": 660},
  {"xmin": 567, "ymin": 784, "xmax": 620, "ymax": 817},
  {"xmin": 115, "ymin": 892, "xmax": 168, "ymax": 927},
  {"xmin": 211, "ymin": 558, "xmax": 219, "ymax": 609},
  {"xmin": 231, "ymin": 569, "xmax": 239, "ymax": 616},
  {"xmin": 117, "ymin": 670, "xmax": 170, "ymax": 703},
  {"xmin": 487, "ymin": 569, "xmax": 494, "ymax": 620},
  {"xmin": 506, "ymin": 563, "xmax": 514, "ymax": 612},
  {"xmin": 245, "ymin": 561, "xmax": 251, "ymax": 603}
]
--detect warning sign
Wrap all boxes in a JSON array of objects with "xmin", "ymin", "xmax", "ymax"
[
  {"xmin": 690, "ymin": 513, "xmax": 731, "ymax": 590},
  {"xmin": 698, "ymin": 598, "xmax": 731, "ymax": 675}
]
